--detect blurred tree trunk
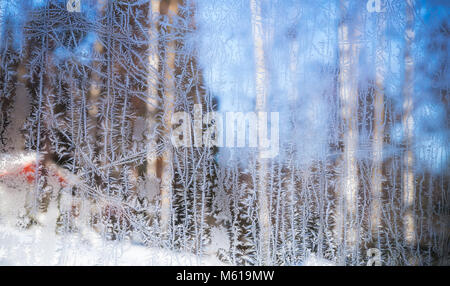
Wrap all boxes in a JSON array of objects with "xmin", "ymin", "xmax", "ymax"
[
  {"xmin": 157, "ymin": 0, "xmax": 178, "ymax": 236},
  {"xmin": 0, "ymin": 15, "xmax": 27, "ymax": 153},
  {"xmin": 402, "ymin": 0, "xmax": 416, "ymax": 259},
  {"xmin": 336, "ymin": 0, "xmax": 361, "ymax": 261},
  {"xmin": 88, "ymin": 1, "xmax": 106, "ymax": 187},
  {"xmin": 146, "ymin": 0, "xmax": 161, "ymax": 183},
  {"xmin": 370, "ymin": 13, "xmax": 386, "ymax": 244},
  {"xmin": 286, "ymin": 28, "xmax": 299, "ymax": 264},
  {"xmin": 250, "ymin": 0, "xmax": 271, "ymax": 265}
]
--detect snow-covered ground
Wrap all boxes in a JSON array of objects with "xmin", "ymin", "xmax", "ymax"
[
  {"xmin": 0, "ymin": 182, "xmax": 225, "ymax": 266},
  {"xmin": 0, "ymin": 222, "xmax": 335, "ymax": 266},
  {"xmin": 0, "ymin": 200, "xmax": 335, "ymax": 265},
  {"xmin": 0, "ymin": 218, "xmax": 225, "ymax": 266},
  {"xmin": 300, "ymin": 254, "xmax": 336, "ymax": 266}
]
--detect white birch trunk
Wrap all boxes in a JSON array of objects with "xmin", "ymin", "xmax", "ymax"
[
  {"xmin": 250, "ymin": 0, "xmax": 271, "ymax": 265},
  {"xmin": 370, "ymin": 14, "xmax": 386, "ymax": 242},
  {"xmin": 159, "ymin": 0, "xmax": 178, "ymax": 236},
  {"xmin": 336, "ymin": 0, "xmax": 361, "ymax": 257},
  {"xmin": 146, "ymin": 0, "xmax": 161, "ymax": 181},
  {"xmin": 402, "ymin": 0, "xmax": 416, "ymax": 254}
]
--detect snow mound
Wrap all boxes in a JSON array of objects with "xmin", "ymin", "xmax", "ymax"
[
  {"xmin": 0, "ymin": 224, "xmax": 225, "ymax": 266},
  {"xmin": 0, "ymin": 200, "xmax": 225, "ymax": 266},
  {"xmin": 300, "ymin": 254, "xmax": 336, "ymax": 266}
]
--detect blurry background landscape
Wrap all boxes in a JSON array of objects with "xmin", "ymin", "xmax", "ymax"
[{"xmin": 0, "ymin": 0, "xmax": 448, "ymax": 265}]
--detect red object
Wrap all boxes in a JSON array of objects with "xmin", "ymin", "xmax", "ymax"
[
  {"xmin": 21, "ymin": 163, "xmax": 37, "ymax": 183},
  {"xmin": 0, "ymin": 161, "xmax": 67, "ymax": 187}
]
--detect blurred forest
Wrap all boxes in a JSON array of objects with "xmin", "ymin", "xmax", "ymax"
[{"xmin": 0, "ymin": 0, "xmax": 448, "ymax": 265}]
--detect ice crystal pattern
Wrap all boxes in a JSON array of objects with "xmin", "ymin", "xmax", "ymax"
[{"xmin": 0, "ymin": 0, "xmax": 448, "ymax": 265}]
